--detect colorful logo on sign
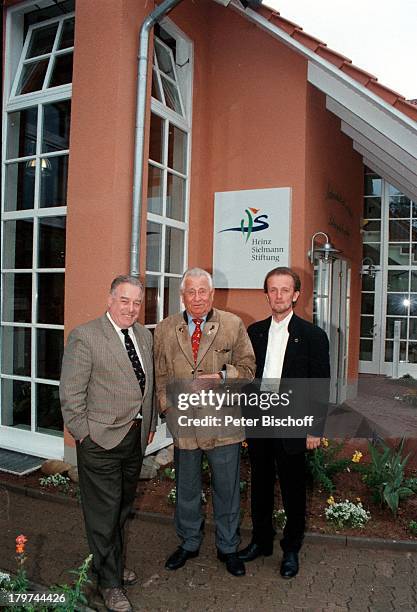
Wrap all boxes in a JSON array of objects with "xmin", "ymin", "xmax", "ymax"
[{"xmin": 220, "ymin": 208, "xmax": 269, "ymax": 243}]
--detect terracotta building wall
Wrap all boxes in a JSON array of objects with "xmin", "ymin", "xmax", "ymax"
[
  {"xmin": 171, "ymin": 1, "xmax": 309, "ymax": 326},
  {"xmin": 304, "ymin": 84, "xmax": 364, "ymax": 376}
]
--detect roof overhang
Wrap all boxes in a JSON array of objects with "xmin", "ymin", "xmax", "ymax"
[{"xmin": 230, "ymin": 2, "xmax": 417, "ymax": 201}]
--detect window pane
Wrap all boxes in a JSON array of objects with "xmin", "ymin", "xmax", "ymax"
[
  {"xmin": 409, "ymin": 319, "xmax": 417, "ymax": 340},
  {"xmin": 1, "ymin": 327, "xmax": 31, "ymax": 376},
  {"xmin": 411, "ymin": 296, "xmax": 417, "ymax": 317},
  {"xmin": 413, "ymin": 202, "xmax": 417, "ymax": 219},
  {"xmin": 38, "ymin": 217, "xmax": 66, "ymax": 268},
  {"xmin": 37, "ymin": 329, "xmax": 63, "ymax": 379},
  {"xmin": 385, "ymin": 341, "xmax": 406, "ymax": 363},
  {"xmin": 146, "ymin": 222, "xmax": 162, "ymax": 272},
  {"xmin": 389, "ymin": 196, "xmax": 411, "ymax": 218},
  {"xmin": 5, "ymin": 162, "xmax": 35, "ymax": 211},
  {"xmin": 363, "ymin": 197, "xmax": 381, "ymax": 219},
  {"xmin": 388, "ymin": 244, "xmax": 409, "ymax": 266},
  {"xmin": 362, "ymin": 244, "xmax": 380, "ymax": 265},
  {"xmin": 409, "ymin": 343, "xmax": 417, "ymax": 364},
  {"xmin": 27, "ymin": 23, "xmax": 58, "ymax": 57},
  {"xmin": 155, "ymin": 41, "xmax": 175, "ymax": 78},
  {"xmin": 1, "ymin": 380, "xmax": 31, "ymax": 429},
  {"xmin": 388, "ymin": 184, "xmax": 402, "ymax": 196},
  {"xmin": 362, "ymin": 220, "xmax": 380, "ymax": 243},
  {"xmin": 359, "ymin": 339, "xmax": 373, "ymax": 361},
  {"xmin": 364, "ymin": 174, "xmax": 381, "ymax": 196},
  {"xmin": 2, "ymin": 274, "xmax": 32, "ymax": 323},
  {"xmin": 145, "ymin": 275, "xmax": 160, "ymax": 325},
  {"xmin": 151, "ymin": 69, "xmax": 163, "ymax": 102},
  {"xmin": 149, "ymin": 114, "xmax": 163, "ymax": 163},
  {"xmin": 36, "ymin": 384, "xmax": 63, "ymax": 433},
  {"xmin": 389, "ymin": 220, "xmax": 410, "ymax": 242},
  {"xmin": 361, "ymin": 275, "xmax": 375, "ymax": 292},
  {"xmin": 385, "ymin": 317, "xmax": 407, "ymax": 339},
  {"xmin": 360, "ymin": 316, "xmax": 374, "ymax": 338},
  {"xmin": 412, "ymin": 220, "xmax": 417, "ymax": 242},
  {"xmin": 386, "ymin": 293, "xmax": 409, "ymax": 316},
  {"xmin": 168, "ymin": 126, "xmax": 186, "ymax": 174},
  {"xmin": 40, "ymin": 155, "xmax": 68, "ymax": 207},
  {"xmin": 37, "ymin": 273, "xmax": 64, "ymax": 324},
  {"xmin": 165, "ymin": 227, "xmax": 184, "ymax": 274},
  {"xmin": 7, "ymin": 108, "xmax": 37, "ymax": 159},
  {"xmin": 49, "ymin": 53, "xmax": 73, "ymax": 87},
  {"xmin": 167, "ymin": 173, "xmax": 185, "ymax": 221},
  {"xmin": 3, "ymin": 220, "xmax": 34, "ymax": 269},
  {"xmin": 147, "ymin": 165, "xmax": 163, "ymax": 215},
  {"xmin": 18, "ymin": 60, "xmax": 49, "ymax": 94},
  {"xmin": 160, "ymin": 75, "xmax": 182, "ymax": 114},
  {"xmin": 58, "ymin": 18, "xmax": 75, "ymax": 49},
  {"xmin": 411, "ymin": 272, "xmax": 417, "ymax": 292},
  {"xmin": 361, "ymin": 293, "xmax": 374, "ymax": 315},
  {"xmin": 42, "ymin": 100, "xmax": 71, "ymax": 152},
  {"xmin": 163, "ymin": 277, "xmax": 181, "ymax": 318},
  {"xmin": 387, "ymin": 270, "xmax": 409, "ymax": 292}
]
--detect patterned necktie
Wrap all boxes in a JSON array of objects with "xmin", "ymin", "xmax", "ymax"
[
  {"xmin": 121, "ymin": 329, "xmax": 146, "ymax": 394},
  {"xmin": 191, "ymin": 318, "xmax": 203, "ymax": 364}
]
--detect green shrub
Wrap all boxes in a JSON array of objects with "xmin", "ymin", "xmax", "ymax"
[{"xmin": 361, "ymin": 438, "xmax": 415, "ymax": 515}]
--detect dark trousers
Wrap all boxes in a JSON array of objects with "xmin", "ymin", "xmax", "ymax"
[
  {"xmin": 76, "ymin": 425, "xmax": 142, "ymax": 588},
  {"xmin": 248, "ymin": 438, "xmax": 306, "ymax": 553}
]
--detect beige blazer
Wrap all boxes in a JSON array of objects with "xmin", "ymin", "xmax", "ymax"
[
  {"xmin": 60, "ymin": 314, "xmax": 155, "ymax": 452},
  {"xmin": 154, "ymin": 308, "xmax": 255, "ymax": 450}
]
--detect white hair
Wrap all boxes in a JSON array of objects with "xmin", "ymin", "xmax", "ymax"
[{"xmin": 180, "ymin": 268, "xmax": 213, "ymax": 291}]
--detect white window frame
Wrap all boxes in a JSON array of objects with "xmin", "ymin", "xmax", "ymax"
[
  {"xmin": 0, "ymin": 1, "xmax": 73, "ymax": 455},
  {"xmin": 146, "ymin": 18, "xmax": 193, "ymax": 327}
]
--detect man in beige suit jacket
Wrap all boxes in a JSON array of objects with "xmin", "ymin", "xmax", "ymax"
[
  {"xmin": 154, "ymin": 268, "xmax": 255, "ymax": 578},
  {"xmin": 60, "ymin": 275, "xmax": 155, "ymax": 612}
]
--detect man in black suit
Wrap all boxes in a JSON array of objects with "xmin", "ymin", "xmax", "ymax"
[{"xmin": 238, "ymin": 267, "xmax": 330, "ymax": 578}]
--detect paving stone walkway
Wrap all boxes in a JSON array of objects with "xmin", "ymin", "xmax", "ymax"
[{"xmin": 1, "ymin": 489, "xmax": 416, "ymax": 612}]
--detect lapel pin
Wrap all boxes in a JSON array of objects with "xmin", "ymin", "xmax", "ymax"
[{"xmin": 294, "ymin": 338, "xmax": 299, "ymax": 343}]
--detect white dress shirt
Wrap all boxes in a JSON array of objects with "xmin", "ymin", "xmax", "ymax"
[
  {"xmin": 106, "ymin": 312, "xmax": 145, "ymax": 372},
  {"xmin": 262, "ymin": 311, "xmax": 293, "ymax": 381}
]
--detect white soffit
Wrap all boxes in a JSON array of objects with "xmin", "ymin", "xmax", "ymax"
[{"xmin": 230, "ymin": 2, "xmax": 417, "ymax": 198}]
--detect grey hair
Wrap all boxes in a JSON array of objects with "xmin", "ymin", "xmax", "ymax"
[
  {"xmin": 110, "ymin": 275, "xmax": 144, "ymax": 295},
  {"xmin": 180, "ymin": 268, "xmax": 213, "ymax": 291}
]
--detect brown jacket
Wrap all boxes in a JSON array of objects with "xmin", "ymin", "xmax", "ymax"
[{"xmin": 154, "ymin": 308, "xmax": 255, "ymax": 449}]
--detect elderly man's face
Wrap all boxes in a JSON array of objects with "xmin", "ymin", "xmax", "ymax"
[
  {"xmin": 182, "ymin": 276, "xmax": 214, "ymax": 319},
  {"xmin": 107, "ymin": 282, "xmax": 143, "ymax": 328}
]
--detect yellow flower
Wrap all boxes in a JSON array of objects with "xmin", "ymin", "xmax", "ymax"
[
  {"xmin": 321, "ymin": 438, "xmax": 329, "ymax": 448},
  {"xmin": 327, "ymin": 496, "xmax": 335, "ymax": 505},
  {"xmin": 242, "ymin": 441, "xmax": 248, "ymax": 448},
  {"xmin": 352, "ymin": 451, "xmax": 363, "ymax": 463}
]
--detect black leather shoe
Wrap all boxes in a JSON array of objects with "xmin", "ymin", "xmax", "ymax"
[
  {"xmin": 217, "ymin": 551, "xmax": 246, "ymax": 577},
  {"xmin": 237, "ymin": 541, "xmax": 273, "ymax": 562},
  {"xmin": 280, "ymin": 551, "xmax": 299, "ymax": 578},
  {"xmin": 165, "ymin": 546, "xmax": 199, "ymax": 570}
]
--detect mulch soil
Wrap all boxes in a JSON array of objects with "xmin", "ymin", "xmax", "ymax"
[{"xmin": 2, "ymin": 452, "xmax": 416, "ymax": 542}]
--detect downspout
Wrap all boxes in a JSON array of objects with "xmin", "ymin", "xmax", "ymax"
[{"xmin": 130, "ymin": 0, "xmax": 184, "ymax": 277}]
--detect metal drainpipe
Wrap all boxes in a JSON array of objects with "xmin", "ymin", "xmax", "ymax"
[{"xmin": 130, "ymin": 0, "xmax": 184, "ymax": 277}]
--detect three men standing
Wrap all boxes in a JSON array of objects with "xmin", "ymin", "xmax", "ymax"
[
  {"xmin": 60, "ymin": 275, "xmax": 155, "ymax": 612},
  {"xmin": 238, "ymin": 267, "xmax": 330, "ymax": 579},
  {"xmin": 154, "ymin": 268, "xmax": 256, "ymax": 577}
]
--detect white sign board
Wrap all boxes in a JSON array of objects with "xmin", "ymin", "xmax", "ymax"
[{"xmin": 213, "ymin": 188, "xmax": 291, "ymax": 288}]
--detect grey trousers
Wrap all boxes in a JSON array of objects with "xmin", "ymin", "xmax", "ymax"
[{"xmin": 174, "ymin": 443, "xmax": 241, "ymax": 554}]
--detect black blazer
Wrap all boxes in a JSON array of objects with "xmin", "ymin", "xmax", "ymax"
[{"xmin": 247, "ymin": 313, "xmax": 330, "ymax": 453}]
